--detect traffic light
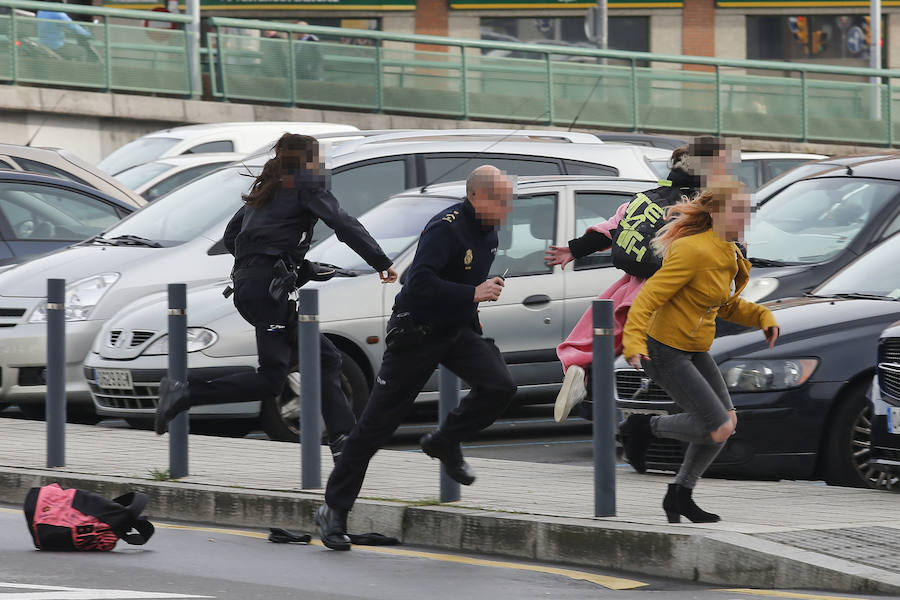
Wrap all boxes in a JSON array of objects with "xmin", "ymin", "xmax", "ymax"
[
  {"xmin": 864, "ymin": 16, "xmax": 871, "ymax": 48},
  {"xmin": 811, "ymin": 29, "xmax": 828, "ymax": 55},
  {"xmin": 789, "ymin": 16, "xmax": 809, "ymax": 45}
]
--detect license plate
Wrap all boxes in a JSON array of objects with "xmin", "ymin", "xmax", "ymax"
[
  {"xmin": 619, "ymin": 408, "xmax": 667, "ymax": 422},
  {"xmin": 888, "ymin": 407, "xmax": 900, "ymax": 435},
  {"xmin": 95, "ymin": 368, "xmax": 133, "ymax": 390}
]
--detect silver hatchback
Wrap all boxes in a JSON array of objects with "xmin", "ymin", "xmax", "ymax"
[{"xmin": 85, "ymin": 176, "xmax": 657, "ymax": 439}]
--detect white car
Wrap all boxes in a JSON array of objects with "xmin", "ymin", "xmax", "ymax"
[
  {"xmin": 0, "ymin": 130, "xmax": 667, "ymax": 420},
  {"xmin": 97, "ymin": 121, "xmax": 359, "ymax": 176},
  {"xmin": 113, "ymin": 153, "xmax": 246, "ymax": 202},
  {"xmin": 85, "ymin": 177, "xmax": 658, "ymax": 439}
]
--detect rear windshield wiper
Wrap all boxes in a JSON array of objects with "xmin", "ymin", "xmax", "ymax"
[
  {"xmin": 80, "ymin": 235, "xmax": 116, "ymax": 246},
  {"xmin": 108, "ymin": 235, "xmax": 163, "ymax": 248},
  {"xmin": 748, "ymin": 257, "xmax": 787, "ymax": 267},
  {"xmin": 831, "ymin": 292, "xmax": 896, "ymax": 301}
]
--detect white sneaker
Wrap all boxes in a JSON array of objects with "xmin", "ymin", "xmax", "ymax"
[{"xmin": 555, "ymin": 365, "xmax": 587, "ymax": 423}]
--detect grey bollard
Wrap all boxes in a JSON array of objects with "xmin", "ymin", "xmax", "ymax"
[
  {"xmin": 438, "ymin": 366, "xmax": 461, "ymax": 502},
  {"xmin": 168, "ymin": 284, "xmax": 189, "ymax": 479},
  {"xmin": 592, "ymin": 299, "xmax": 616, "ymax": 517},
  {"xmin": 298, "ymin": 288, "xmax": 321, "ymax": 489},
  {"xmin": 46, "ymin": 278, "xmax": 66, "ymax": 468}
]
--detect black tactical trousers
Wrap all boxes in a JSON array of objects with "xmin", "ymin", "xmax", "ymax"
[
  {"xmin": 325, "ymin": 326, "xmax": 517, "ymax": 511},
  {"xmin": 186, "ymin": 273, "xmax": 356, "ymax": 438}
]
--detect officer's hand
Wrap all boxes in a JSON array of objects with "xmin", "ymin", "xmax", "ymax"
[
  {"xmin": 474, "ymin": 277, "xmax": 505, "ymax": 302},
  {"xmin": 764, "ymin": 325, "xmax": 780, "ymax": 349},
  {"xmin": 544, "ymin": 245, "xmax": 574, "ymax": 268},
  {"xmin": 379, "ymin": 267, "xmax": 398, "ymax": 284},
  {"xmin": 625, "ymin": 354, "xmax": 648, "ymax": 369}
]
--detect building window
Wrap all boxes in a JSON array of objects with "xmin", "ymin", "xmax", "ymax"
[
  {"xmin": 747, "ymin": 14, "xmax": 884, "ymax": 67},
  {"xmin": 480, "ymin": 16, "xmax": 649, "ymax": 55}
]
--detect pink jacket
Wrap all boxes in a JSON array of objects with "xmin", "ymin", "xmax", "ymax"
[{"xmin": 556, "ymin": 201, "xmax": 647, "ymax": 371}]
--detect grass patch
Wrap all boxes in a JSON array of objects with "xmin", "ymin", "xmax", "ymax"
[{"xmin": 147, "ymin": 468, "xmax": 172, "ymax": 481}]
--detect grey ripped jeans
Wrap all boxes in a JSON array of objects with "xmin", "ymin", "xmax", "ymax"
[{"xmin": 643, "ymin": 336, "xmax": 733, "ymax": 489}]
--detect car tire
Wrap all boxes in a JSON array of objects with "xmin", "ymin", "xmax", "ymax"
[
  {"xmin": 125, "ymin": 418, "xmax": 154, "ymax": 431},
  {"xmin": 17, "ymin": 404, "xmax": 44, "ymax": 421},
  {"xmin": 823, "ymin": 382, "xmax": 874, "ymax": 488},
  {"xmin": 260, "ymin": 350, "xmax": 369, "ymax": 442},
  {"xmin": 18, "ymin": 403, "xmax": 101, "ymax": 425}
]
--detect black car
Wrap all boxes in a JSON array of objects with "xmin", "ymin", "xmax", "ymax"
[
  {"xmin": 617, "ymin": 232, "xmax": 900, "ymax": 489},
  {"xmin": 0, "ymin": 172, "xmax": 135, "ymax": 265},
  {"xmin": 737, "ymin": 155, "xmax": 900, "ymax": 307},
  {"xmin": 868, "ymin": 320, "xmax": 900, "ymax": 491}
]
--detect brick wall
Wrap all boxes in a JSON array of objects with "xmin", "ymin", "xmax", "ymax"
[
  {"xmin": 682, "ymin": 0, "xmax": 716, "ymax": 71},
  {"xmin": 415, "ymin": 0, "xmax": 450, "ymax": 52}
]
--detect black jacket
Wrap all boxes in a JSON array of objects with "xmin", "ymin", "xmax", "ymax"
[
  {"xmin": 394, "ymin": 200, "xmax": 498, "ymax": 330},
  {"xmin": 566, "ymin": 167, "xmax": 700, "ymax": 258},
  {"xmin": 224, "ymin": 170, "xmax": 392, "ymax": 272}
]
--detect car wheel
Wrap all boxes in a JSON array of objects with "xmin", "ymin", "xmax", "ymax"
[
  {"xmin": 822, "ymin": 383, "xmax": 884, "ymax": 488},
  {"xmin": 17, "ymin": 404, "xmax": 45, "ymax": 421},
  {"xmin": 125, "ymin": 418, "xmax": 154, "ymax": 431},
  {"xmin": 260, "ymin": 350, "xmax": 369, "ymax": 442}
]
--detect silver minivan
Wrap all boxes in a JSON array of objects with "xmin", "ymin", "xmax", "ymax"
[
  {"xmin": 0, "ymin": 132, "xmax": 667, "ymax": 420},
  {"xmin": 85, "ymin": 177, "xmax": 658, "ymax": 439}
]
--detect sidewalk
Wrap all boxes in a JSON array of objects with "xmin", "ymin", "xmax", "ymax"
[{"xmin": 1, "ymin": 418, "xmax": 898, "ymax": 594}]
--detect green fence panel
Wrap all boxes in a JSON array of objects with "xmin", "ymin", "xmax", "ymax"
[
  {"xmin": 466, "ymin": 54, "xmax": 550, "ymax": 122},
  {"xmin": 550, "ymin": 63, "xmax": 633, "ymax": 129},
  {"xmin": 107, "ymin": 24, "xmax": 189, "ymax": 94},
  {"xmin": 635, "ymin": 68, "xmax": 717, "ymax": 133},
  {"xmin": 382, "ymin": 48, "xmax": 461, "ymax": 116},
  {"xmin": 717, "ymin": 73, "xmax": 803, "ymax": 140}
]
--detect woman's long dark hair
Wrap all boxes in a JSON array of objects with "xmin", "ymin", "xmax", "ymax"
[{"xmin": 242, "ymin": 133, "xmax": 319, "ymax": 208}]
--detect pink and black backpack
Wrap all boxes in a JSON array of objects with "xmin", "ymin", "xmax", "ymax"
[{"xmin": 24, "ymin": 483, "xmax": 155, "ymax": 551}]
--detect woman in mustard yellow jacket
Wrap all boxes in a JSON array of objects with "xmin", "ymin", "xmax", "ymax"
[{"xmin": 620, "ymin": 179, "xmax": 780, "ymax": 524}]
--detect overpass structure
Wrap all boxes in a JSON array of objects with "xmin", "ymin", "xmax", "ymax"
[{"xmin": 2, "ymin": 0, "xmax": 900, "ymax": 150}]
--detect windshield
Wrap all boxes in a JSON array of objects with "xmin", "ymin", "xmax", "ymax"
[
  {"xmin": 98, "ymin": 137, "xmax": 180, "ymax": 175},
  {"xmin": 753, "ymin": 163, "xmax": 837, "ymax": 204},
  {"xmin": 817, "ymin": 233, "xmax": 900, "ymax": 298},
  {"xmin": 745, "ymin": 177, "xmax": 898, "ymax": 264},
  {"xmin": 307, "ymin": 195, "xmax": 458, "ymax": 271},
  {"xmin": 102, "ymin": 166, "xmax": 253, "ymax": 244},
  {"xmin": 114, "ymin": 161, "xmax": 172, "ymax": 190}
]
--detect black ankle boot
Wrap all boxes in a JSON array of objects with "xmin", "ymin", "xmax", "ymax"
[
  {"xmin": 662, "ymin": 483, "xmax": 720, "ymax": 524},
  {"xmin": 315, "ymin": 504, "xmax": 351, "ymax": 551},
  {"xmin": 619, "ymin": 414, "xmax": 653, "ymax": 474}
]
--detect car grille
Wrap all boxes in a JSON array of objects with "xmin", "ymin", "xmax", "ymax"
[
  {"xmin": 879, "ymin": 363, "xmax": 900, "ymax": 404},
  {"xmin": 107, "ymin": 329, "xmax": 157, "ymax": 349},
  {"xmin": 883, "ymin": 339, "xmax": 900, "ymax": 364},
  {"xmin": 616, "ymin": 370, "xmax": 672, "ymax": 403},
  {"xmin": 88, "ymin": 381, "xmax": 159, "ymax": 410},
  {"xmin": 646, "ymin": 438, "xmax": 685, "ymax": 466},
  {"xmin": 0, "ymin": 308, "xmax": 26, "ymax": 328}
]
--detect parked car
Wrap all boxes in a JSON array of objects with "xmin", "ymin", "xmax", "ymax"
[
  {"xmin": 0, "ymin": 143, "xmax": 145, "ymax": 207},
  {"xmin": 739, "ymin": 155, "xmax": 900, "ymax": 305},
  {"xmin": 85, "ymin": 176, "xmax": 658, "ymax": 439},
  {"xmin": 592, "ymin": 133, "xmax": 687, "ymax": 150},
  {"xmin": 113, "ymin": 153, "xmax": 245, "ymax": 202},
  {"xmin": 97, "ymin": 122, "xmax": 359, "ymax": 176},
  {"xmin": 0, "ymin": 132, "xmax": 667, "ymax": 420},
  {"xmin": 867, "ymin": 320, "xmax": 900, "ymax": 492},
  {"xmin": 0, "ymin": 171, "xmax": 135, "ymax": 266},
  {"xmin": 617, "ymin": 232, "xmax": 900, "ymax": 488}
]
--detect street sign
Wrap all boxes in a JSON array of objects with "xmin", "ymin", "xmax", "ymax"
[{"xmin": 847, "ymin": 25, "xmax": 865, "ymax": 55}]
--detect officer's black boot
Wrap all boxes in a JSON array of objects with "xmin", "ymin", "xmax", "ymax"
[
  {"xmin": 420, "ymin": 431, "xmax": 476, "ymax": 485},
  {"xmin": 155, "ymin": 377, "xmax": 191, "ymax": 435},
  {"xmin": 328, "ymin": 433, "xmax": 349, "ymax": 465},
  {"xmin": 315, "ymin": 504, "xmax": 351, "ymax": 551}
]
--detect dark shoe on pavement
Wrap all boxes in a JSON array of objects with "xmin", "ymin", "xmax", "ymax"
[
  {"xmin": 315, "ymin": 504, "xmax": 351, "ymax": 551},
  {"xmin": 155, "ymin": 377, "xmax": 191, "ymax": 435},
  {"xmin": 419, "ymin": 431, "xmax": 476, "ymax": 486},
  {"xmin": 663, "ymin": 483, "xmax": 720, "ymax": 524},
  {"xmin": 329, "ymin": 433, "xmax": 349, "ymax": 464},
  {"xmin": 619, "ymin": 413, "xmax": 653, "ymax": 474}
]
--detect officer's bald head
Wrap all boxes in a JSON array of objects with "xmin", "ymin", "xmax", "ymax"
[{"xmin": 466, "ymin": 166, "xmax": 513, "ymax": 226}]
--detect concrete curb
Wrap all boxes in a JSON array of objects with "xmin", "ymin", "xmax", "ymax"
[{"xmin": 1, "ymin": 467, "xmax": 898, "ymax": 595}]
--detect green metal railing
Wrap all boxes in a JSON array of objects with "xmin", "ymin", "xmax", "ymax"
[
  {"xmin": 0, "ymin": 0, "xmax": 193, "ymax": 95},
  {"xmin": 208, "ymin": 17, "xmax": 900, "ymax": 147}
]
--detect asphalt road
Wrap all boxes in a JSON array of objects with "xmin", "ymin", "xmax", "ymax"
[{"xmin": 0, "ymin": 508, "xmax": 882, "ymax": 600}]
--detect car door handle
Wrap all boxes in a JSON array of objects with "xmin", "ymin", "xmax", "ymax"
[{"xmin": 522, "ymin": 294, "xmax": 551, "ymax": 307}]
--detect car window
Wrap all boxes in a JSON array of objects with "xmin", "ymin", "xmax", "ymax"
[
  {"xmin": 880, "ymin": 212, "xmax": 900, "ymax": 241},
  {"xmin": 325, "ymin": 159, "xmax": 408, "ymax": 243},
  {"xmin": 0, "ymin": 159, "xmax": 15, "ymax": 170},
  {"xmin": 143, "ymin": 163, "xmax": 230, "ymax": 202},
  {"xmin": 735, "ymin": 161, "xmax": 760, "ymax": 192},
  {"xmin": 491, "ymin": 193, "xmax": 557, "ymax": 278},
  {"xmin": 748, "ymin": 178, "xmax": 899, "ymax": 264},
  {"xmin": 98, "ymin": 136, "xmax": 181, "ymax": 175},
  {"xmin": 16, "ymin": 158, "xmax": 89, "ymax": 187},
  {"xmin": 572, "ymin": 191, "xmax": 632, "ymax": 270},
  {"xmin": 817, "ymin": 233, "xmax": 900, "ymax": 297},
  {"xmin": 0, "ymin": 182, "xmax": 120, "ymax": 241},
  {"xmin": 766, "ymin": 159, "xmax": 811, "ymax": 182},
  {"xmin": 647, "ymin": 159, "xmax": 669, "ymax": 179},
  {"xmin": 563, "ymin": 160, "xmax": 618, "ymax": 176},
  {"xmin": 185, "ymin": 141, "xmax": 234, "ymax": 154},
  {"xmin": 423, "ymin": 155, "xmax": 561, "ymax": 185},
  {"xmin": 115, "ymin": 161, "xmax": 173, "ymax": 191}
]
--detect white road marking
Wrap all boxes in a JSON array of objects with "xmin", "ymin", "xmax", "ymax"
[{"xmin": 0, "ymin": 582, "xmax": 213, "ymax": 599}]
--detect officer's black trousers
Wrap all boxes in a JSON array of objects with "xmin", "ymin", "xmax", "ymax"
[
  {"xmin": 325, "ymin": 327, "xmax": 517, "ymax": 511},
  {"xmin": 185, "ymin": 273, "xmax": 356, "ymax": 438}
]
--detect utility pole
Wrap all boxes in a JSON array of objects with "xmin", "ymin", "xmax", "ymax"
[
  {"xmin": 871, "ymin": 0, "xmax": 882, "ymax": 119},
  {"xmin": 586, "ymin": 0, "xmax": 608, "ymax": 50}
]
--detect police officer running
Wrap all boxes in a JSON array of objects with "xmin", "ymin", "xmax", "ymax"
[
  {"xmin": 154, "ymin": 134, "xmax": 398, "ymax": 462},
  {"xmin": 316, "ymin": 165, "xmax": 517, "ymax": 551}
]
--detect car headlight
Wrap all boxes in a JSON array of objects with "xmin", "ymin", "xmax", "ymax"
[
  {"xmin": 142, "ymin": 328, "xmax": 218, "ymax": 356},
  {"xmin": 741, "ymin": 277, "xmax": 779, "ymax": 303},
  {"xmin": 720, "ymin": 358, "xmax": 818, "ymax": 392},
  {"xmin": 28, "ymin": 273, "xmax": 120, "ymax": 323}
]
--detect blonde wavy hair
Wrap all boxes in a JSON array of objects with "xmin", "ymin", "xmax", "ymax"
[{"xmin": 651, "ymin": 177, "xmax": 743, "ymax": 258}]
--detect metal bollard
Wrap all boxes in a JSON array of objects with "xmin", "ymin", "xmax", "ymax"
[
  {"xmin": 592, "ymin": 299, "xmax": 616, "ymax": 517},
  {"xmin": 46, "ymin": 278, "xmax": 66, "ymax": 468},
  {"xmin": 438, "ymin": 366, "xmax": 461, "ymax": 502},
  {"xmin": 298, "ymin": 288, "xmax": 321, "ymax": 489},
  {"xmin": 168, "ymin": 284, "xmax": 189, "ymax": 479}
]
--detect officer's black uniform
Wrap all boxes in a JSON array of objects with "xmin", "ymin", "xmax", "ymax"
[
  {"xmin": 325, "ymin": 199, "xmax": 517, "ymax": 512},
  {"xmin": 183, "ymin": 170, "xmax": 393, "ymax": 440}
]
